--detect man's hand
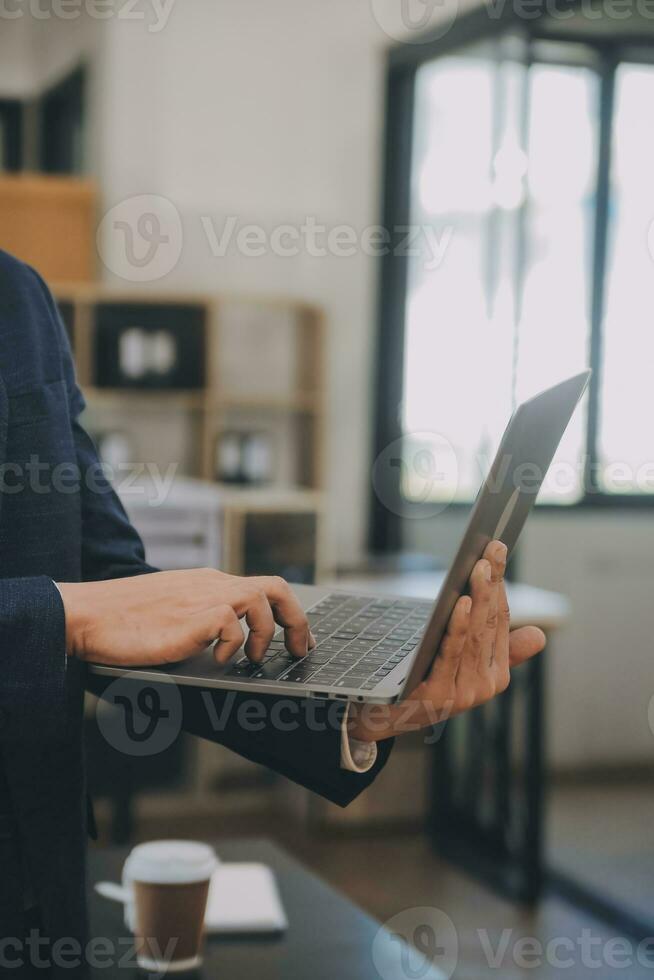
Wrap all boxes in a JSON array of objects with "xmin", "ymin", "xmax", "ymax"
[
  {"xmin": 347, "ymin": 541, "xmax": 546, "ymax": 743},
  {"xmin": 57, "ymin": 569, "xmax": 314, "ymax": 666}
]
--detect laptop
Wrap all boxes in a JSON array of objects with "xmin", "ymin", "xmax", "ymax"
[{"xmin": 91, "ymin": 371, "xmax": 590, "ymax": 705}]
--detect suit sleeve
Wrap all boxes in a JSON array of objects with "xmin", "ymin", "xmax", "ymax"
[
  {"xmin": 0, "ymin": 262, "xmax": 86, "ymax": 741},
  {"xmin": 90, "ymin": 671, "xmax": 394, "ymax": 808},
  {"xmin": 38, "ymin": 280, "xmax": 394, "ymax": 807},
  {"xmin": 29, "ymin": 269, "xmax": 157, "ymax": 584},
  {"xmin": 0, "ymin": 575, "xmax": 70, "ymax": 740},
  {"xmin": 178, "ymin": 687, "xmax": 394, "ymax": 808}
]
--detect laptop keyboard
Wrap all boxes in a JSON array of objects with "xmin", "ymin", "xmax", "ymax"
[{"xmin": 225, "ymin": 593, "xmax": 432, "ymax": 692}]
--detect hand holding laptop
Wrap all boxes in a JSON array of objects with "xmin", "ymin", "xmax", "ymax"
[
  {"xmin": 345, "ymin": 540, "xmax": 545, "ymax": 743},
  {"xmin": 82, "ymin": 373, "xmax": 587, "ymax": 721},
  {"xmin": 58, "ymin": 539, "xmax": 544, "ymax": 745}
]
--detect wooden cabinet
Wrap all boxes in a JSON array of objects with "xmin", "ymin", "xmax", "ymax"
[{"xmin": 0, "ymin": 174, "xmax": 96, "ymax": 282}]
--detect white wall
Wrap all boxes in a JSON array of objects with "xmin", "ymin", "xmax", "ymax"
[
  {"xmin": 405, "ymin": 511, "xmax": 654, "ymax": 769},
  {"xmin": 522, "ymin": 513, "xmax": 654, "ymax": 770},
  {"xmin": 0, "ymin": 12, "xmax": 101, "ymax": 96},
  {"xmin": 0, "ymin": 18, "xmax": 34, "ymax": 96},
  {"xmin": 95, "ymin": 0, "xmax": 395, "ymax": 566}
]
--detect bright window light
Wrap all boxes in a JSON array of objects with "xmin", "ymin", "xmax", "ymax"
[
  {"xmin": 401, "ymin": 47, "xmax": 597, "ymax": 505},
  {"xmin": 598, "ymin": 64, "xmax": 654, "ymax": 495}
]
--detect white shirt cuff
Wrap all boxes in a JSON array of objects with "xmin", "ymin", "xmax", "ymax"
[
  {"xmin": 340, "ymin": 704, "xmax": 378, "ymax": 773},
  {"xmin": 52, "ymin": 581, "xmax": 67, "ymax": 668}
]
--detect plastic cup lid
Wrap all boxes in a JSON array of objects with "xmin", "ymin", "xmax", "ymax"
[{"xmin": 124, "ymin": 840, "xmax": 218, "ymax": 885}]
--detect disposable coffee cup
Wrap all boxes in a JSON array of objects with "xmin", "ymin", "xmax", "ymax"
[{"xmin": 122, "ymin": 840, "xmax": 218, "ymax": 973}]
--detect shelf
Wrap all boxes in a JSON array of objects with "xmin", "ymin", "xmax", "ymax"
[
  {"xmin": 209, "ymin": 393, "xmax": 322, "ymax": 414},
  {"xmin": 52, "ymin": 285, "xmax": 322, "ymax": 317},
  {"xmin": 84, "ymin": 387, "xmax": 205, "ymax": 409},
  {"xmin": 84, "ymin": 389, "xmax": 321, "ymax": 413},
  {"xmin": 54, "ymin": 286, "xmax": 325, "ymax": 493},
  {"xmin": 211, "ymin": 482, "xmax": 324, "ymax": 509}
]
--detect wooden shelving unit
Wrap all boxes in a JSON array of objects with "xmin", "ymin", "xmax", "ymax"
[{"xmin": 53, "ymin": 284, "xmax": 326, "ymax": 493}]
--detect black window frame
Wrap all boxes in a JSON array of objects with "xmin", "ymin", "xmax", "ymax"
[
  {"xmin": 38, "ymin": 65, "xmax": 86, "ymax": 175},
  {"xmin": 370, "ymin": 1, "xmax": 654, "ymax": 554},
  {"xmin": 0, "ymin": 99, "xmax": 24, "ymax": 171}
]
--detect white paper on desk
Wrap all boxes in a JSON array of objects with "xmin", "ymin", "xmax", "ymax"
[{"xmin": 205, "ymin": 863, "xmax": 288, "ymax": 935}]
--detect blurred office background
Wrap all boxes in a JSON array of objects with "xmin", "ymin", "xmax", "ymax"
[{"xmin": 1, "ymin": 1, "xmax": 654, "ymax": 974}]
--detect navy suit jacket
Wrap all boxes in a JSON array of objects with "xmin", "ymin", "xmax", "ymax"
[{"xmin": 0, "ymin": 249, "xmax": 392, "ymax": 976}]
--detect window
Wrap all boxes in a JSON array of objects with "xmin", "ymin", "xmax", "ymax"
[
  {"xmin": 373, "ymin": 11, "xmax": 654, "ymax": 547},
  {"xmin": 599, "ymin": 63, "xmax": 654, "ymax": 494},
  {"xmin": 39, "ymin": 67, "xmax": 86, "ymax": 175}
]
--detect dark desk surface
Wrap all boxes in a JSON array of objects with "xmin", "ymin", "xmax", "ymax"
[{"xmin": 89, "ymin": 837, "xmax": 444, "ymax": 980}]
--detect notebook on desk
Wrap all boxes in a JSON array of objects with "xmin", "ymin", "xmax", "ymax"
[{"xmin": 205, "ymin": 862, "xmax": 288, "ymax": 935}]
